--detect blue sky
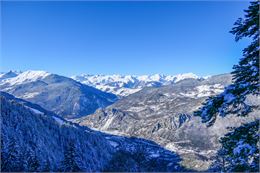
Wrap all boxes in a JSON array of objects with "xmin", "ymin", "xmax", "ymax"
[{"xmin": 1, "ymin": 1, "xmax": 250, "ymax": 76}]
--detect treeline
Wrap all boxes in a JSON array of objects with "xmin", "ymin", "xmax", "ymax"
[{"xmin": 1, "ymin": 137, "xmax": 85, "ymax": 172}]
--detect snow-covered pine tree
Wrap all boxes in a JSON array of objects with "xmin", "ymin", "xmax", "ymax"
[
  {"xmin": 195, "ymin": 1, "xmax": 259, "ymax": 172},
  {"xmin": 23, "ymin": 148, "xmax": 40, "ymax": 172},
  {"xmin": 195, "ymin": 0, "xmax": 259, "ymax": 126},
  {"xmin": 218, "ymin": 121, "xmax": 259, "ymax": 172},
  {"xmin": 42, "ymin": 157, "xmax": 51, "ymax": 172},
  {"xmin": 0, "ymin": 131, "xmax": 8, "ymax": 171},
  {"xmin": 2, "ymin": 136, "xmax": 23, "ymax": 171},
  {"xmin": 61, "ymin": 141, "xmax": 82, "ymax": 172}
]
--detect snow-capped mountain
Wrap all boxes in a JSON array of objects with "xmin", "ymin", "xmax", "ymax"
[
  {"xmin": 0, "ymin": 70, "xmax": 20, "ymax": 80},
  {"xmin": 1, "ymin": 92, "xmax": 184, "ymax": 172},
  {"xmin": 74, "ymin": 73, "xmax": 259, "ymax": 171},
  {"xmin": 0, "ymin": 70, "xmax": 50, "ymax": 85},
  {"xmin": 0, "ymin": 70, "xmax": 118, "ymax": 118},
  {"xmin": 71, "ymin": 73, "xmax": 202, "ymax": 97}
]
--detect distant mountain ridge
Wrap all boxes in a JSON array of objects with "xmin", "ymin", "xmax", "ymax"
[
  {"xmin": 71, "ymin": 73, "xmax": 206, "ymax": 96},
  {"xmin": 1, "ymin": 71, "xmax": 209, "ymax": 98},
  {"xmin": 0, "ymin": 70, "xmax": 227, "ymax": 118},
  {"xmin": 0, "ymin": 70, "xmax": 118, "ymax": 118}
]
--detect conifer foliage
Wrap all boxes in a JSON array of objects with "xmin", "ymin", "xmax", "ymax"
[
  {"xmin": 217, "ymin": 121, "xmax": 259, "ymax": 172},
  {"xmin": 61, "ymin": 141, "xmax": 82, "ymax": 172},
  {"xmin": 1, "ymin": 136, "xmax": 23, "ymax": 171},
  {"xmin": 195, "ymin": 1, "xmax": 259, "ymax": 172},
  {"xmin": 195, "ymin": 1, "xmax": 259, "ymax": 126}
]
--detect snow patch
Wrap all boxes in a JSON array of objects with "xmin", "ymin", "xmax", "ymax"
[
  {"xmin": 52, "ymin": 116, "xmax": 66, "ymax": 125},
  {"xmin": 101, "ymin": 115, "xmax": 115, "ymax": 130},
  {"xmin": 233, "ymin": 141, "xmax": 255, "ymax": 155},
  {"xmin": 25, "ymin": 106, "xmax": 44, "ymax": 115},
  {"xmin": 180, "ymin": 84, "xmax": 224, "ymax": 98},
  {"xmin": 128, "ymin": 106, "xmax": 146, "ymax": 112},
  {"xmin": 108, "ymin": 141, "xmax": 119, "ymax": 148},
  {"xmin": 149, "ymin": 152, "xmax": 160, "ymax": 158},
  {"xmin": 174, "ymin": 73, "xmax": 199, "ymax": 82},
  {"xmin": 224, "ymin": 93, "xmax": 236, "ymax": 103},
  {"xmin": 22, "ymin": 92, "xmax": 40, "ymax": 99}
]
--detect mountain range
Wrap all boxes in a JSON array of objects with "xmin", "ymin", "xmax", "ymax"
[
  {"xmin": 0, "ymin": 71, "xmax": 117, "ymax": 118},
  {"xmin": 0, "ymin": 71, "xmax": 207, "ymax": 118},
  {"xmin": 73, "ymin": 74, "xmax": 259, "ymax": 170},
  {"xmin": 1, "ymin": 70, "xmax": 258, "ymax": 171},
  {"xmin": 71, "ymin": 73, "xmax": 204, "ymax": 97}
]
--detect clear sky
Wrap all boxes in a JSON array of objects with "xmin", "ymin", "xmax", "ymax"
[{"xmin": 1, "ymin": 1, "xmax": 251, "ymax": 76}]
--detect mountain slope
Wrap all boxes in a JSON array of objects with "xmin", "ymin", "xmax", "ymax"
[
  {"xmin": 0, "ymin": 92, "xmax": 185, "ymax": 172},
  {"xmin": 0, "ymin": 71, "xmax": 118, "ymax": 118},
  {"xmin": 0, "ymin": 92, "xmax": 114, "ymax": 171},
  {"xmin": 71, "ymin": 73, "xmax": 202, "ymax": 96},
  {"xmin": 74, "ymin": 74, "xmax": 259, "ymax": 170}
]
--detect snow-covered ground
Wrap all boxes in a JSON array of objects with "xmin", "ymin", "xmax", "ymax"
[
  {"xmin": 180, "ymin": 84, "xmax": 224, "ymax": 98},
  {"xmin": 25, "ymin": 106, "xmax": 44, "ymax": 115}
]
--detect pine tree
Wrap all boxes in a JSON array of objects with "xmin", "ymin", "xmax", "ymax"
[
  {"xmin": 103, "ymin": 150, "xmax": 138, "ymax": 172},
  {"xmin": 195, "ymin": 1, "xmax": 259, "ymax": 172},
  {"xmin": 3, "ymin": 136, "xmax": 23, "ymax": 171},
  {"xmin": 42, "ymin": 157, "xmax": 51, "ymax": 172},
  {"xmin": 195, "ymin": 1, "xmax": 259, "ymax": 126},
  {"xmin": 218, "ymin": 121, "xmax": 259, "ymax": 172},
  {"xmin": 1, "ymin": 134, "xmax": 8, "ymax": 171},
  {"xmin": 23, "ymin": 147, "xmax": 40, "ymax": 172},
  {"xmin": 28, "ymin": 152, "xmax": 40, "ymax": 172},
  {"xmin": 61, "ymin": 141, "xmax": 82, "ymax": 172}
]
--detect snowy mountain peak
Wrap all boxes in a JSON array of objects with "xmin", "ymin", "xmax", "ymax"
[
  {"xmin": 174, "ymin": 73, "xmax": 199, "ymax": 82},
  {"xmin": 1, "ymin": 70, "xmax": 51, "ymax": 85},
  {"xmin": 0, "ymin": 70, "xmax": 20, "ymax": 80},
  {"xmin": 71, "ymin": 73, "xmax": 203, "ymax": 96},
  {"xmin": 0, "ymin": 71, "xmax": 118, "ymax": 118}
]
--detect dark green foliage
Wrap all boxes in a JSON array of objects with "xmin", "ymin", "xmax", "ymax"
[
  {"xmin": 103, "ymin": 150, "xmax": 139, "ymax": 172},
  {"xmin": 1, "ymin": 132, "xmax": 7, "ymax": 171},
  {"xmin": 195, "ymin": 1, "xmax": 259, "ymax": 126},
  {"xmin": 23, "ymin": 148, "xmax": 40, "ymax": 172},
  {"xmin": 61, "ymin": 141, "xmax": 82, "ymax": 172},
  {"xmin": 230, "ymin": 0, "xmax": 259, "ymax": 102},
  {"xmin": 194, "ymin": 1, "xmax": 259, "ymax": 172},
  {"xmin": 42, "ymin": 158, "xmax": 51, "ymax": 172},
  {"xmin": 230, "ymin": 1, "xmax": 259, "ymax": 41},
  {"xmin": 1, "ymin": 137, "xmax": 23, "ymax": 172},
  {"xmin": 0, "ymin": 93, "xmax": 113, "ymax": 172},
  {"xmin": 211, "ymin": 120, "xmax": 259, "ymax": 172},
  {"xmin": 103, "ymin": 146, "xmax": 181, "ymax": 172}
]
